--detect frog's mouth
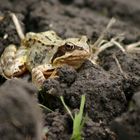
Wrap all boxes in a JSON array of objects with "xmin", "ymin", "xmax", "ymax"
[{"xmin": 51, "ymin": 44, "xmax": 90, "ymax": 68}]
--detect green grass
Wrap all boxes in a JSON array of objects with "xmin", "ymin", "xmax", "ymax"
[
  {"xmin": 60, "ymin": 95, "xmax": 86, "ymax": 140},
  {"xmin": 38, "ymin": 103, "xmax": 53, "ymax": 112}
]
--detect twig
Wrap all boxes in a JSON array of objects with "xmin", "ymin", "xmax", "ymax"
[
  {"xmin": 126, "ymin": 41, "xmax": 140, "ymax": 53},
  {"xmin": 90, "ymin": 18, "xmax": 116, "ymax": 62},
  {"xmin": 38, "ymin": 104, "xmax": 53, "ymax": 112},
  {"xmin": 113, "ymin": 54, "xmax": 127, "ymax": 79},
  {"xmin": 110, "ymin": 39, "xmax": 126, "ymax": 53},
  {"xmin": 92, "ymin": 41, "xmax": 114, "ymax": 61},
  {"xmin": 10, "ymin": 13, "xmax": 25, "ymax": 40},
  {"xmin": 91, "ymin": 34, "xmax": 127, "ymax": 62},
  {"xmin": 111, "ymin": 33, "xmax": 125, "ymax": 42},
  {"xmin": 91, "ymin": 17, "xmax": 116, "ymax": 49},
  {"xmin": 60, "ymin": 96, "xmax": 74, "ymax": 120}
]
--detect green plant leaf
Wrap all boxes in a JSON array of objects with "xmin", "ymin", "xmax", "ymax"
[
  {"xmin": 71, "ymin": 95, "xmax": 86, "ymax": 140},
  {"xmin": 60, "ymin": 95, "xmax": 86, "ymax": 140},
  {"xmin": 60, "ymin": 96, "xmax": 74, "ymax": 120}
]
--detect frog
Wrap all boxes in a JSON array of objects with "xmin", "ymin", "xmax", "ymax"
[{"xmin": 0, "ymin": 30, "xmax": 90, "ymax": 88}]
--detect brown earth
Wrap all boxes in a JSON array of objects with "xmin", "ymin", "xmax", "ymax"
[{"xmin": 0, "ymin": 0, "xmax": 140, "ymax": 140}]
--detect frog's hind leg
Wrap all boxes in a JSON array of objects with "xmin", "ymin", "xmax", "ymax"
[
  {"xmin": 0, "ymin": 44, "xmax": 16, "ymax": 78},
  {"xmin": 0, "ymin": 44, "xmax": 27, "ymax": 78},
  {"xmin": 32, "ymin": 64, "xmax": 54, "ymax": 89}
]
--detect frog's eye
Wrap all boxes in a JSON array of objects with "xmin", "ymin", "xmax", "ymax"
[{"xmin": 65, "ymin": 43, "xmax": 75, "ymax": 51}]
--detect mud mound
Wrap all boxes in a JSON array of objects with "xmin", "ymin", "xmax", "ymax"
[{"xmin": 0, "ymin": 0, "xmax": 140, "ymax": 140}]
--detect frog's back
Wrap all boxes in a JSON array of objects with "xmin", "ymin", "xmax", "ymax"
[{"xmin": 23, "ymin": 31, "xmax": 64, "ymax": 71}]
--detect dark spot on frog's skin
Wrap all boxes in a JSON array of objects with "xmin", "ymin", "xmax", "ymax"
[
  {"xmin": 51, "ymin": 32, "xmax": 55, "ymax": 35},
  {"xmin": 32, "ymin": 39, "xmax": 35, "ymax": 43},
  {"xmin": 25, "ymin": 39, "xmax": 33, "ymax": 47},
  {"xmin": 37, "ymin": 40, "xmax": 41, "ymax": 44},
  {"xmin": 56, "ymin": 36, "xmax": 61, "ymax": 40},
  {"xmin": 51, "ymin": 45, "xmax": 54, "ymax": 49},
  {"xmin": 78, "ymin": 38, "xmax": 81, "ymax": 41},
  {"xmin": 28, "ymin": 38, "xmax": 32, "ymax": 42},
  {"xmin": 33, "ymin": 49, "xmax": 48, "ymax": 65},
  {"xmin": 46, "ymin": 45, "xmax": 54, "ymax": 50},
  {"xmin": 41, "ymin": 43, "xmax": 45, "ymax": 46},
  {"xmin": 35, "ymin": 52, "xmax": 37, "ymax": 55},
  {"xmin": 45, "ymin": 36, "xmax": 52, "ymax": 41},
  {"xmin": 87, "ymin": 38, "xmax": 90, "ymax": 44}
]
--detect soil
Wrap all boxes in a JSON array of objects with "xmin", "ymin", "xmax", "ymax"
[
  {"xmin": 0, "ymin": 0, "xmax": 140, "ymax": 140},
  {"xmin": 0, "ymin": 79, "xmax": 43, "ymax": 140}
]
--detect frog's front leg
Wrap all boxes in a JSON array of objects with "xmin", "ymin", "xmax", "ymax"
[
  {"xmin": 32, "ymin": 64, "xmax": 55, "ymax": 89},
  {"xmin": 0, "ymin": 44, "xmax": 27, "ymax": 78}
]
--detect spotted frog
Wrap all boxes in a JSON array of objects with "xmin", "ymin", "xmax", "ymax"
[{"xmin": 0, "ymin": 31, "xmax": 90, "ymax": 88}]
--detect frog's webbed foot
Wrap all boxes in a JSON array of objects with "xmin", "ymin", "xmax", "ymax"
[
  {"xmin": 0, "ymin": 44, "xmax": 27, "ymax": 78},
  {"xmin": 32, "ymin": 64, "xmax": 55, "ymax": 89}
]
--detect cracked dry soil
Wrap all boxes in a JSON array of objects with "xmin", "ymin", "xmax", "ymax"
[{"xmin": 0, "ymin": 0, "xmax": 140, "ymax": 140}]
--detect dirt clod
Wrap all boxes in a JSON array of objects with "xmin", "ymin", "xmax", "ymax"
[{"xmin": 0, "ymin": 0, "xmax": 140, "ymax": 139}]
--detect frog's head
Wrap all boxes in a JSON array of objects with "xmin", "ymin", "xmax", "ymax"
[{"xmin": 51, "ymin": 36, "xmax": 90, "ymax": 68}]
